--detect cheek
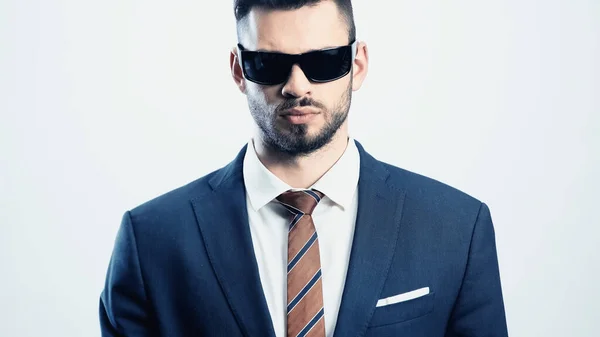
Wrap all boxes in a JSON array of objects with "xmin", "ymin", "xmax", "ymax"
[
  {"xmin": 247, "ymin": 84, "xmax": 280, "ymax": 106},
  {"xmin": 318, "ymin": 81, "xmax": 350, "ymax": 107}
]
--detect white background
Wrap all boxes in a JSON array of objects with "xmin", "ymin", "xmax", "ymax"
[{"xmin": 1, "ymin": 0, "xmax": 598, "ymax": 336}]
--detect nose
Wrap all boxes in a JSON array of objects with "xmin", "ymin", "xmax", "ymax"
[{"xmin": 281, "ymin": 64, "xmax": 312, "ymax": 98}]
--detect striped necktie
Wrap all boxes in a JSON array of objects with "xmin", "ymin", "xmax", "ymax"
[{"xmin": 276, "ymin": 189, "xmax": 326, "ymax": 337}]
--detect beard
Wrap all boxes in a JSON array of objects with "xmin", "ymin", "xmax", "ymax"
[{"xmin": 247, "ymin": 80, "xmax": 352, "ymax": 157}]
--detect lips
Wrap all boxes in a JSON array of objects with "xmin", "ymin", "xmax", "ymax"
[
  {"xmin": 281, "ymin": 108, "xmax": 319, "ymax": 116},
  {"xmin": 279, "ymin": 108, "xmax": 319, "ymax": 124}
]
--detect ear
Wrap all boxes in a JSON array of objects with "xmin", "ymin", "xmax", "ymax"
[
  {"xmin": 351, "ymin": 41, "xmax": 369, "ymax": 91},
  {"xmin": 230, "ymin": 46, "xmax": 247, "ymax": 94}
]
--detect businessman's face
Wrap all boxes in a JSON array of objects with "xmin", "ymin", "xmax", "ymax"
[{"xmin": 231, "ymin": 1, "xmax": 367, "ymax": 156}]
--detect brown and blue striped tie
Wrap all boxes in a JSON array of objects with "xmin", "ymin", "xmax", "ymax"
[{"xmin": 276, "ymin": 189, "xmax": 326, "ymax": 337}]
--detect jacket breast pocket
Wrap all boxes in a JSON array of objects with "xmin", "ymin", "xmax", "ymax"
[{"xmin": 368, "ymin": 291, "xmax": 435, "ymax": 327}]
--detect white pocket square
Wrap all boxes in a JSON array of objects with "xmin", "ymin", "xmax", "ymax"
[{"xmin": 376, "ymin": 287, "xmax": 430, "ymax": 307}]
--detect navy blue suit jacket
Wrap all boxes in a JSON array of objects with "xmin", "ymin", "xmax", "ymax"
[{"xmin": 99, "ymin": 140, "xmax": 508, "ymax": 336}]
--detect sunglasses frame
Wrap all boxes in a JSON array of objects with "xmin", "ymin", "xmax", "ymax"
[{"xmin": 237, "ymin": 40, "xmax": 358, "ymax": 85}]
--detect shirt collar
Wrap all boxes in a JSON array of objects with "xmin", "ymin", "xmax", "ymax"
[{"xmin": 242, "ymin": 137, "xmax": 360, "ymax": 211}]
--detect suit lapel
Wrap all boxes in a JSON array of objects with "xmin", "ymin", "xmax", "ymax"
[
  {"xmin": 191, "ymin": 145, "xmax": 276, "ymax": 337},
  {"xmin": 333, "ymin": 140, "xmax": 407, "ymax": 337}
]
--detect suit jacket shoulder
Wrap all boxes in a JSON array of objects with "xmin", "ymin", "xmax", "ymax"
[
  {"xmin": 126, "ymin": 145, "xmax": 247, "ymax": 227},
  {"xmin": 380, "ymin": 160, "xmax": 484, "ymax": 227}
]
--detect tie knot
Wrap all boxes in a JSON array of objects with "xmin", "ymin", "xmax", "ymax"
[{"xmin": 276, "ymin": 189, "xmax": 324, "ymax": 215}]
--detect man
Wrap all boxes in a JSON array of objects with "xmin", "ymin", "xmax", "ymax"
[{"xmin": 99, "ymin": 0, "xmax": 509, "ymax": 336}]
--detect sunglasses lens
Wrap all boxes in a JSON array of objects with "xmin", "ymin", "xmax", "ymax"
[
  {"xmin": 241, "ymin": 51, "xmax": 291, "ymax": 85},
  {"xmin": 302, "ymin": 46, "xmax": 353, "ymax": 82}
]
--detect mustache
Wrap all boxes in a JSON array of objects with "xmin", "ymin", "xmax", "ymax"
[{"xmin": 276, "ymin": 97, "xmax": 325, "ymax": 113}]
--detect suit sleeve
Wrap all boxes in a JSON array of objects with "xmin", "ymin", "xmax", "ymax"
[
  {"xmin": 445, "ymin": 203, "xmax": 509, "ymax": 337},
  {"xmin": 99, "ymin": 211, "xmax": 156, "ymax": 336}
]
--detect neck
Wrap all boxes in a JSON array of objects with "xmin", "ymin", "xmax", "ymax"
[{"xmin": 253, "ymin": 127, "xmax": 350, "ymax": 189}]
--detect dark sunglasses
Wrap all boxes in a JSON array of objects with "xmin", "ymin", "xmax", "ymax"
[{"xmin": 237, "ymin": 41, "xmax": 357, "ymax": 85}]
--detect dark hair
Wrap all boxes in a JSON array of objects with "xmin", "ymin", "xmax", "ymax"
[{"xmin": 234, "ymin": 0, "xmax": 356, "ymax": 44}]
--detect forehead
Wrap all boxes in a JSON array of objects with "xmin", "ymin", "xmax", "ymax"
[{"xmin": 239, "ymin": 1, "xmax": 349, "ymax": 54}]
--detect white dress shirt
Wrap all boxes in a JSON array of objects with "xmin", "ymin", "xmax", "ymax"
[{"xmin": 242, "ymin": 137, "xmax": 361, "ymax": 337}]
